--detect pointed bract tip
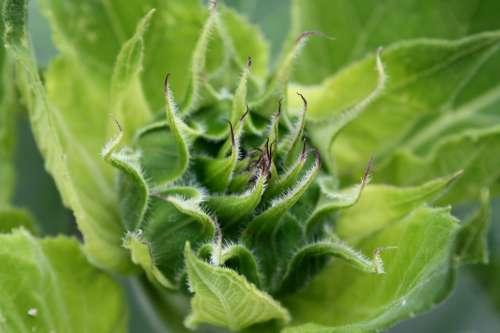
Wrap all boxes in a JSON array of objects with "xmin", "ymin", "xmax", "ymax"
[
  {"xmin": 109, "ymin": 113, "xmax": 123, "ymax": 132},
  {"xmin": 277, "ymin": 98, "xmax": 283, "ymax": 117},
  {"xmin": 362, "ymin": 156, "xmax": 374, "ymax": 186},
  {"xmin": 247, "ymin": 56, "xmax": 253, "ymax": 68},
  {"xmin": 163, "ymin": 73, "xmax": 171, "ymax": 95},
  {"xmin": 241, "ymin": 105, "xmax": 250, "ymax": 121},
  {"xmin": 300, "ymin": 138, "xmax": 307, "ymax": 160},
  {"xmin": 295, "ymin": 31, "xmax": 335, "ymax": 45},
  {"xmin": 227, "ymin": 120, "xmax": 235, "ymax": 147},
  {"xmin": 296, "ymin": 92, "xmax": 308, "ymax": 110},
  {"xmin": 314, "ymin": 150, "xmax": 321, "ymax": 168}
]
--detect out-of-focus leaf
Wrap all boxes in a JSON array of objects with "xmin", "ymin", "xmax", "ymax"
[
  {"xmin": 184, "ymin": 242, "xmax": 290, "ymax": 331},
  {"xmin": 456, "ymin": 189, "xmax": 491, "ymax": 264},
  {"xmin": 288, "ymin": 0, "xmax": 500, "ymax": 84},
  {"xmin": 0, "ymin": 1, "xmax": 16, "ymax": 204},
  {"xmin": 4, "ymin": 0, "xmax": 131, "ymax": 271},
  {"xmin": 0, "ymin": 229, "xmax": 126, "ymax": 332},
  {"xmin": 0, "ymin": 206, "xmax": 36, "ymax": 233},
  {"xmin": 284, "ymin": 206, "xmax": 459, "ymax": 333},
  {"xmin": 38, "ymin": 0, "xmax": 269, "ymax": 112},
  {"xmin": 474, "ymin": 198, "xmax": 500, "ymax": 312}
]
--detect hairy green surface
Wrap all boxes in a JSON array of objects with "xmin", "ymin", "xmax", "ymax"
[{"xmin": 2, "ymin": 0, "xmax": 499, "ymax": 332}]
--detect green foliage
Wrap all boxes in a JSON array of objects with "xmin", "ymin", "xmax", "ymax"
[
  {"xmin": 2, "ymin": 0, "xmax": 500, "ymax": 332},
  {"xmin": 284, "ymin": 205, "xmax": 459, "ymax": 332},
  {"xmin": 184, "ymin": 242, "xmax": 290, "ymax": 331},
  {"xmin": 289, "ymin": 0, "xmax": 500, "ymax": 84},
  {"xmin": 0, "ymin": 229, "xmax": 126, "ymax": 333},
  {"xmin": 0, "ymin": 0, "xmax": 16, "ymax": 205}
]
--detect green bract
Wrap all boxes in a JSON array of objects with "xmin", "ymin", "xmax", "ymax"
[{"xmin": 2, "ymin": 0, "xmax": 500, "ymax": 332}]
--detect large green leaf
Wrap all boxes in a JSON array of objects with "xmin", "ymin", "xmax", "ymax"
[
  {"xmin": 38, "ymin": 0, "xmax": 269, "ymax": 112},
  {"xmin": 456, "ymin": 189, "xmax": 491, "ymax": 264},
  {"xmin": 335, "ymin": 174, "xmax": 460, "ymax": 243},
  {"xmin": 377, "ymin": 122, "xmax": 500, "ymax": 205},
  {"xmin": 288, "ymin": 0, "xmax": 500, "ymax": 84},
  {"xmin": 284, "ymin": 205, "xmax": 460, "ymax": 333},
  {"xmin": 0, "ymin": 229, "xmax": 126, "ymax": 332},
  {"xmin": 184, "ymin": 243, "xmax": 290, "ymax": 331},
  {"xmin": 0, "ymin": 0, "xmax": 16, "ymax": 205},
  {"xmin": 0, "ymin": 206, "xmax": 36, "ymax": 233},
  {"xmin": 289, "ymin": 32, "xmax": 500, "ymax": 203},
  {"xmin": 4, "ymin": 0, "xmax": 131, "ymax": 271}
]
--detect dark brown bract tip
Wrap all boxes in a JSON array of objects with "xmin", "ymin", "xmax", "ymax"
[
  {"xmin": 241, "ymin": 105, "xmax": 250, "ymax": 121},
  {"xmin": 163, "ymin": 73, "xmax": 171, "ymax": 96},
  {"xmin": 227, "ymin": 120, "xmax": 235, "ymax": 147},
  {"xmin": 296, "ymin": 92, "xmax": 308, "ymax": 111},
  {"xmin": 247, "ymin": 56, "xmax": 253, "ymax": 68},
  {"xmin": 277, "ymin": 98, "xmax": 283, "ymax": 117}
]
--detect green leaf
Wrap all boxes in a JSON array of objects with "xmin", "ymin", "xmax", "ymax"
[
  {"xmin": 474, "ymin": 214, "xmax": 500, "ymax": 312},
  {"xmin": 242, "ymin": 154, "xmax": 320, "ymax": 289},
  {"xmin": 284, "ymin": 206, "xmax": 460, "ymax": 332},
  {"xmin": 181, "ymin": 1, "xmax": 218, "ymax": 115},
  {"xmin": 456, "ymin": 189, "xmax": 491, "ymax": 264},
  {"xmin": 377, "ymin": 125, "xmax": 500, "ymax": 204},
  {"xmin": 291, "ymin": 32, "xmax": 500, "ymax": 182},
  {"xmin": 288, "ymin": 0, "xmax": 500, "ymax": 84},
  {"xmin": 336, "ymin": 173, "xmax": 460, "ymax": 244},
  {"xmin": 278, "ymin": 238, "xmax": 384, "ymax": 296},
  {"xmin": 0, "ymin": 0, "xmax": 16, "ymax": 204},
  {"xmin": 217, "ymin": 6, "xmax": 270, "ymax": 85},
  {"xmin": 37, "ymin": 0, "xmax": 267, "ymax": 109},
  {"xmin": 110, "ymin": 9, "xmax": 154, "ymax": 141},
  {"xmin": 102, "ymin": 126, "xmax": 149, "ymax": 231},
  {"xmin": 305, "ymin": 163, "xmax": 370, "ymax": 236},
  {"xmin": 141, "ymin": 191, "xmax": 216, "ymax": 284},
  {"xmin": 252, "ymin": 32, "xmax": 329, "ymax": 119},
  {"xmin": 206, "ymin": 169, "xmax": 266, "ymax": 229},
  {"xmin": 4, "ymin": 0, "xmax": 131, "ymax": 271},
  {"xmin": 136, "ymin": 75, "xmax": 197, "ymax": 190},
  {"xmin": 195, "ymin": 61, "xmax": 253, "ymax": 192},
  {"xmin": 292, "ymin": 48, "xmax": 386, "ymax": 172},
  {"xmin": 0, "ymin": 229, "xmax": 126, "ymax": 332},
  {"xmin": 184, "ymin": 242, "xmax": 290, "ymax": 331},
  {"xmin": 243, "ymin": 154, "xmax": 320, "ymax": 247},
  {"xmin": 123, "ymin": 230, "xmax": 175, "ymax": 289},
  {"xmin": 199, "ymin": 242, "xmax": 262, "ymax": 287},
  {"xmin": 0, "ymin": 206, "xmax": 37, "ymax": 234}
]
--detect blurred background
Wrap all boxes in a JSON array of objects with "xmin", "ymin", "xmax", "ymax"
[{"xmin": 12, "ymin": 1, "xmax": 499, "ymax": 332}]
